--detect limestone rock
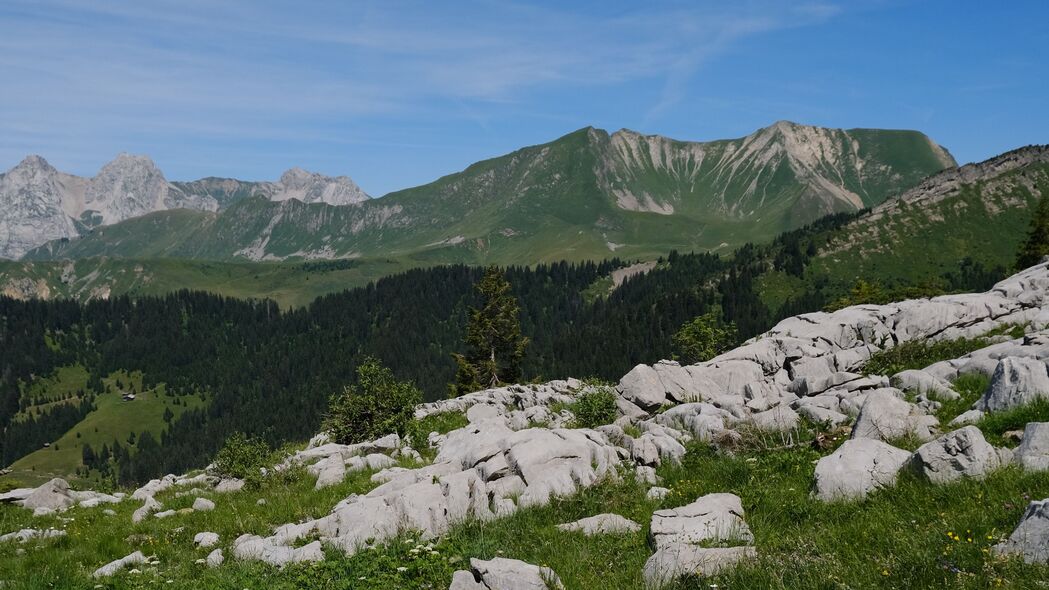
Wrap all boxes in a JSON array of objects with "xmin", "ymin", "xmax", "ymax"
[
  {"xmin": 232, "ymin": 535, "xmax": 324, "ymax": 567},
  {"xmin": 649, "ymin": 493, "xmax": 753, "ymax": 550},
  {"xmin": 1017, "ymin": 422, "xmax": 1049, "ymax": 471},
  {"xmin": 979, "ymin": 357, "xmax": 1049, "ymax": 412},
  {"xmin": 643, "ymin": 545, "xmax": 756, "ymax": 589},
  {"xmin": 813, "ymin": 438, "xmax": 911, "ymax": 501},
  {"xmin": 450, "ymin": 557, "xmax": 564, "ymax": 590},
  {"xmin": 994, "ymin": 498, "xmax": 1049, "ymax": 563},
  {"xmin": 0, "ymin": 528, "xmax": 66, "ymax": 543},
  {"xmin": 194, "ymin": 532, "xmax": 219, "ymax": 548},
  {"xmin": 93, "ymin": 551, "xmax": 147, "ymax": 578},
  {"xmin": 618, "ymin": 364, "xmax": 668, "ymax": 411},
  {"xmin": 912, "ymin": 426, "xmax": 1001, "ymax": 483},
  {"xmin": 21, "ymin": 478, "xmax": 74, "ymax": 512},
  {"xmin": 556, "ymin": 514, "xmax": 642, "ymax": 535},
  {"xmin": 132, "ymin": 496, "xmax": 162, "ymax": 524},
  {"xmin": 892, "ymin": 369, "xmax": 959, "ymax": 401},
  {"xmin": 851, "ymin": 389, "xmax": 938, "ymax": 442},
  {"xmin": 206, "ymin": 548, "xmax": 224, "ymax": 568},
  {"xmin": 192, "ymin": 497, "xmax": 215, "ymax": 512}
]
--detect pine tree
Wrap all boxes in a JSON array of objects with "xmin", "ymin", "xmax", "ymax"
[
  {"xmin": 1017, "ymin": 193, "xmax": 1049, "ymax": 270},
  {"xmin": 450, "ymin": 266, "xmax": 529, "ymax": 396}
]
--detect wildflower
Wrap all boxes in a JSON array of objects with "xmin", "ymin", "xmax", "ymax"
[
  {"xmin": 397, "ymin": 567, "xmax": 408, "ymax": 572},
  {"xmin": 882, "ymin": 570, "xmax": 889, "ymax": 576}
]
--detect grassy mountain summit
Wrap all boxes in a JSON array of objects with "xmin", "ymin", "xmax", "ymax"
[{"xmin": 25, "ymin": 122, "xmax": 954, "ymax": 265}]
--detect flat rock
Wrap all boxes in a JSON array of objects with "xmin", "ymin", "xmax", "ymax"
[
  {"xmin": 912, "ymin": 426, "xmax": 1001, "ymax": 483},
  {"xmin": 0, "ymin": 528, "xmax": 66, "ymax": 543},
  {"xmin": 450, "ymin": 557, "xmax": 565, "ymax": 590},
  {"xmin": 206, "ymin": 548, "xmax": 224, "ymax": 567},
  {"xmin": 892, "ymin": 369, "xmax": 959, "ymax": 401},
  {"xmin": 556, "ymin": 513, "xmax": 641, "ymax": 535},
  {"xmin": 649, "ymin": 493, "xmax": 753, "ymax": 550},
  {"xmin": 643, "ymin": 545, "xmax": 756, "ymax": 589},
  {"xmin": 813, "ymin": 438, "xmax": 912, "ymax": 501}
]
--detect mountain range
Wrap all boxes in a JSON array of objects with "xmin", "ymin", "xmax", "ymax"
[
  {"xmin": 0, "ymin": 156, "xmax": 369, "ymax": 259},
  {"xmin": 4, "ymin": 121, "xmax": 954, "ymax": 264}
]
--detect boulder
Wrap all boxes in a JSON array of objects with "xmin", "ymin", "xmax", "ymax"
[
  {"xmin": 618, "ymin": 364, "xmax": 668, "ymax": 411},
  {"xmin": 214, "ymin": 478, "xmax": 245, "ymax": 493},
  {"xmin": 748, "ymin": 405, "xmax": 800, "ymax": 432},
  {"xmin": 232, "ymin": 535, "xmax": 324, "ymax": 567},
  {"xmin": 206, "ymin": 548, "xmax": 224, "ymax": 568},
  {"xmin": 912, "ymin": 426, "xmax": 1001, "ymax": 484},
  {"xmin": 647, "ymin": 487, "xmax": 670, "ymax": 500},
  {"xmin": 994, "ymin": 498, "xmax": 1049, "ymax": 563},
  {"xmin": 1017, "ymin": 422, "xmax": 1049, "ymax": 471},
  {"xmin": 851, "ymin": 389, "xmax": 938, "ymax": 442},
  {"xmin": 93, "ymin": 551, "xmax": 147, "ymax": 578},
  {"xmin": 194, "ymin": 531, "xmax": 220, "ymax": 548},
  {"xmin": 643, "ymin": 545, "xmax": 756, "ymax": 589},
  {"xmin": 948, "ymin": 409, "xmax": 985, "ymax": 427},
  {"xmin": 132, "ymin": 496, "xmax": 162, "ymax": 524},
  {"xmin": 310, "ymin": 455, "xmax": 347, "ymax": 489},
  {"xmin": 21, "ymin": 478, "xmax": 74, "ymax": 512},
  {"xmin": 813, "ymin": 439, "xmax": 911, "ymax": 501},
  {"xmin": 649, "ymin": 493, "xmax": 753, "ymax": 550},
  {"xmin": 556, "ymin": 514, "xmax": 641, "ymax": 535},
  {"xmin": 979, "ymin": 357, "xmax": 1049, "ymax": 412},
  {"xmin": 450, "ymin": 557, "xmax": 565, "ymax": 590},
  {"xmin": 192, "ymin": 497, "xmax": 216, "ymax": 512}
]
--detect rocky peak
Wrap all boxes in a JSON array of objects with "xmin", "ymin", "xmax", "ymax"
[
  {"xmin": 272, "ymin": 167, "xmax": 369, "ymax": 206},
  {"xmin": 84, "ymin": 153, "xmax": 171, "ymax": 222}
]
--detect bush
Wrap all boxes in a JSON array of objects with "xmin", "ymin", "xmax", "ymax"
[
  {"xmin": 672, "ymin": 312, "xmax": 738, "ymax": 364},
  {"xmin": 570, "ymin": 386, "xmax": 619, "ymax": 429},
  {"xmin": 212, "ymin": 432, "xmax": 271, "ymax": 483},
  {"xmin": 324, "ymin": 357, "xmax": 422, "ymax": 445}
]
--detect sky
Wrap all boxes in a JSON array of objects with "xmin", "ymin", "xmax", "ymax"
[{"xmin": 1, "ymin": 0, "xmax": 1046, "ymax": 196}]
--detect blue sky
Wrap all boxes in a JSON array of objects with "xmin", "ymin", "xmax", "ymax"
[{"xmin": 1, "ymin": 1, "xmax": 1046, "ymax": 196}]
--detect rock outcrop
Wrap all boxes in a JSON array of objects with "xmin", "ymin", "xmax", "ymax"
[
  {"xmin": 643, "ymin": 493, "xmax": 756, "ymax": 588},
  {"xmin": 995, "ymin": 498, "xmax": 1049, "ymax": 563},
  {"xmin": 450, "ymin": 557, "xmax": 564, "ymax": 590},
  {"xmin": 556, "ymin": 514, "xmax": 641, "ymax": 536},
  {"xmin": 813, "ymin": 438, "xmax": 912, "ymax": 501},
  {"xmin": 911, "ymin": 426, "xmax": 1002, "ymax": 484}
]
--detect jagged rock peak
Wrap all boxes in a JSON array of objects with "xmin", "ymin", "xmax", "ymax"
[
  {"xmin": 11, "ymin": 154, "xmax": 56, "ymax": 173},
  {"xmin": 272, "ymin": 166, "xmax": 370, "ymax": 206}
]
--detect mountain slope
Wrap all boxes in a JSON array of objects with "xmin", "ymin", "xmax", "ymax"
[
  {"xmin": 24, "ymin": 122, "xmax": 954, "ymax": 264},
  {"xmin": 0, "ymin": 156, "xmax": 370, "ymax": 259}
]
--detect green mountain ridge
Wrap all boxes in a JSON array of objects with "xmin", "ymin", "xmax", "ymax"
[{"xmin": 24, "ymin": 121, "xmax": 954, "ymax": 265}]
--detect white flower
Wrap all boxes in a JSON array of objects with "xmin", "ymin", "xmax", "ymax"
[{"xmin": 397, "ymin": 567, "xmax": 408, "ymax": 572}]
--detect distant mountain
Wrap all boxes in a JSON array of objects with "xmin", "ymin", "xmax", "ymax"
[
  {"xmin": 22, "ymin": 121, "xmax": 954, "ymax": 264},
  {"xmin": 0, "ymin": 155, "xmax": 369, "ymax": 259}
]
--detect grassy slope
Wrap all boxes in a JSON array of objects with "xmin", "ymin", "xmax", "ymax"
[
  {"xmin": 3, "ymin": 366, "xmax": 1049, "ymax": 589},
  {"xmin": 7, "ymin": 370, "xmax": 206, "ymax": 487},
  {"xmin": 0, "ymin": 257, "xmax": 412, "ymax": 308},
  {"xmin": 1, "ymin": 436, "xmax": 1047, "ymax": 588}
]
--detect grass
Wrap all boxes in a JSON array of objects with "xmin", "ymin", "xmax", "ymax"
[
  {"xmin": 5, "ymin": 370, "xmax": 206, "ymax": 487},
  {"xmin": 863, "ymin": 335, "xmax": 1004, "ymax": 377},
  {"xmin": 4, "ymin": 430, "xmax": 1049, "ymax": 589}
]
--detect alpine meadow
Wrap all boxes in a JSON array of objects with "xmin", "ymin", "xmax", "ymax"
[{"xmin": 3, "ymin": 2, "xmax": 1049, "ymax": 590}]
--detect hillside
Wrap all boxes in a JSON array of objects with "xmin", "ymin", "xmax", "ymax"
[
  {"xmin": 758, "ymin": 145, "xmax": 1049, "ymax": 312},
  {"xmin": 5, "ymin": 264, "xmax": 1049, "ymax": 588},
  {"xmin": 23, "ymin": 122, "xmax": 953, "ymax": 265}
]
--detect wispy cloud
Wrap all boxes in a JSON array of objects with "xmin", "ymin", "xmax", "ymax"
[{"xmin": 0, "ymin": 0, "xmax": 842, "ymax": 190}]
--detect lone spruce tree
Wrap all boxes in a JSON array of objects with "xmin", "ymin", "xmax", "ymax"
[
  {"xmin": 1016, "ymin": 193, "xmax": 1049, "ymax": 270},
  {"xmin": 450, "ymin": 266, "xmax": 529, "ymax": 396}
]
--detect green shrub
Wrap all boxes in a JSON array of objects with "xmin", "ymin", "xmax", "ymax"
[
  {"xmin": 324, "ymin": 357, "xmax": 422, "ymax": 445},
  {"xmin": 570, "ymin": 386, "xmax": 619, "ymax": 429},
  {"xmin": 672, "ymin": 311, "xmax": 738, "ymax": 364},
  {"xmin": 212, "ymin": 432, "xmax": 272, "ymax": 483}
]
